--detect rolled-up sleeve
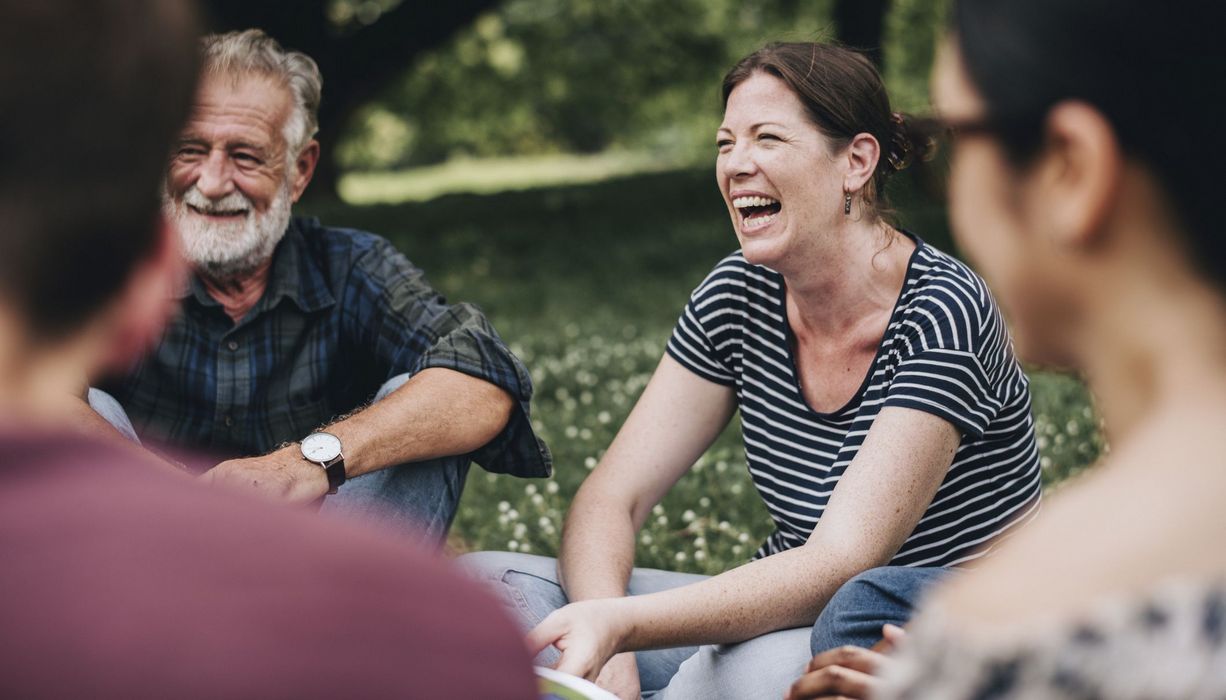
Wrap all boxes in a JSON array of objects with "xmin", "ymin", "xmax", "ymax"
[{"xmin": 345, "ymin": 238, "xmax": 552, "ymax": 478}]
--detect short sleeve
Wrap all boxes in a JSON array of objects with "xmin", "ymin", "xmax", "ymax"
[
  {"xmin": 882, "ymin": 271, "xmax": 1009, "ymax": 439},
  {"xmin": 665, "ymin": 256, "xmax": 745, "ymax": 386},
  {"xmin": 343, "ymin": 237, "xmax": 551, "ymax": 478}
]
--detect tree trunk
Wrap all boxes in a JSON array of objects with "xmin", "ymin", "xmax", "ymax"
[{"xmin": 833, "ymin": 0, "xmax": 892, "ymax": 68}]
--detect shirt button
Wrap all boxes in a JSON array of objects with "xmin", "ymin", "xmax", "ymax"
[
  {"xmin": 227, "ymin": 340, "xmax": 239, "ymax": 351},
  {"xmin": 223, "ymin": 414, "xmax": 234, "ymax": 427}
]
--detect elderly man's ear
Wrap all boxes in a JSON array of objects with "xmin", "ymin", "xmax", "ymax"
[
  {"xmin": 290, "ymin": 140, "xmax": 320, "ymax": 203},
  {"xmin": 92, "ymin": 218, "xmax": 186, "ymax": 377}
]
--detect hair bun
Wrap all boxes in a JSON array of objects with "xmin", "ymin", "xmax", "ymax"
[{"xmin": 886, "ymin": 112, "xmax": 917, "ymax": 172}]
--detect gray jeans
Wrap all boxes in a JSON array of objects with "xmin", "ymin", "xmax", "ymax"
[
  {"xmin": 459, "ymin": 551, "xmax": 811, "ymax": 700},
  {"xmin": 88, "ymin": 373, "xmax": 469, "ymax": 545}
]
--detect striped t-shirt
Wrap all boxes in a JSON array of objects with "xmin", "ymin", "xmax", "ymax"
[{"xmin": 666, "ymin": 237, "xmax": 1042, "ymax": 566}]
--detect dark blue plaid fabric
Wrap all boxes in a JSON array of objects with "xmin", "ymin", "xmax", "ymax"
[{"xmin": 102, "ymin": 217, "xmax": 551, "ymax": 477}]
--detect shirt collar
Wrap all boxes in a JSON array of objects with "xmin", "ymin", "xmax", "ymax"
[{"xmin": 176, "ymin": 217, "xmax": 336, "ymax": 315}]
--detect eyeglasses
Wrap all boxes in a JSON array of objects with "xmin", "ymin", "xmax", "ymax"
[
  {"xmin": 892, "ymin": 114, "xmax": 1012, "ymax": 200},
  {"xmin": 907, "ymin": 115, "xmax": 1004, "ymax": 162}
]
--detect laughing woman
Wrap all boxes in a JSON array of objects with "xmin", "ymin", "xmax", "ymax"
[{"xmin": 464, "ymin": 43, "xmax": 1040, "ymax": 699}]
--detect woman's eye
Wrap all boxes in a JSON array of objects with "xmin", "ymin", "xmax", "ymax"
[
  {"xmin": 758, "ymin": 133, "xmax": 780, "ymax": 142},
  {"xmin": 716, "ymin": 139, "xmax": 733, "ymax": 150}
]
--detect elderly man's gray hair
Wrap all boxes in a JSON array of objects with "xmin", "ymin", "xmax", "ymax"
[{"xmin": 201, "ymin": 29, "xmax": 322, "ymax": 156}]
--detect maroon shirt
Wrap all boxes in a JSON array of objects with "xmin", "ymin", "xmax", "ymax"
[{"xmin": 0, "ymin": 430, "xmax": 537, "ymax": 699}]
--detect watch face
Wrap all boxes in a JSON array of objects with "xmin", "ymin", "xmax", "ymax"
[{"xmin": 301, "ymin": 432, "xmax": 342, "ymax": 462}]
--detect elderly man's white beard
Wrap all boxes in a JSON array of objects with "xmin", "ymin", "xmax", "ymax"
[{"xmin": 163, "ymin": 182, "xmax": 293, "ymax": 281}]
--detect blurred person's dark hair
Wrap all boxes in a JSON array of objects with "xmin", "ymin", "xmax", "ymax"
[
  {"xmin": 722, "ymin": 42, "xmax": 930, "ymax": 221},
  {"xmin": 953, "ymin": 0, "xmax": 1225, "ymax": 286},
  {"xmin": 0, "ymin": 0, "xmax": 199, "ymax": 340}
]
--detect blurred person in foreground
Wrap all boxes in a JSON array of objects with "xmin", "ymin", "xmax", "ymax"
[
  {"xmin": 0, "ymin": 2, "xmax": 536, "ymax": 697},
  {"xmin": 788, "ymin": 0, "xmax": 1226, "ymax": 698},
  {"xmin": 85, "ymin": 29, "xmax": 550, "ymax": 541},
  {"xmin": 465, "ymin": 42, "xmax": 1041, "ymax": 699}
]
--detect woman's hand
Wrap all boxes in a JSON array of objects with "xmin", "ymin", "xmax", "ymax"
[
  {"xmin": 527, "ymin": 598, "xmax": 631, "ymax": 683},
  {"xmin": 785, "ymin": 624, "xmax": 905, "ymax": 700}
]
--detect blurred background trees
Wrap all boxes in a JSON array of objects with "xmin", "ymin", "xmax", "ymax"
[{"xmin": 202, "ymin": 0, "xmax": 948, "ymax": 198}]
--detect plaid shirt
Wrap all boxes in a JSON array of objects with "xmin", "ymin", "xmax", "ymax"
[{"xmin": 102, "ymin": 217, "xmax": 551, "ymax": 477}]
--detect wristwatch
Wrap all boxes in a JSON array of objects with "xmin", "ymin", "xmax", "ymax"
[{"xmin": 300, "ymin": 431, "xmax": 346, "ymax": 495}]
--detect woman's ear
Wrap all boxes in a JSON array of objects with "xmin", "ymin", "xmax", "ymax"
[
  {"xmin": 1034, "ymin": 101, "xmax": 1123, "ymax": 249},
  {"xmin": 843, "ymin": 132, "xmax": 882, "ymax": 193}
]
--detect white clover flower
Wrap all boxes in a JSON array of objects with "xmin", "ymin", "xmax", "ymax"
[
  {"xmin": 545, "ymin": 481, "xmax": 559, "ymax": 494},
  {"xmin": 498, "ymin": 501, "xmax": 511, "ymax": 513},
  {"xmin": 652, "ymin": 504, "xmax": 664, "ymax": 516},
  {"xmin": 525, "ymin": 484, "xmax": 538, "ymax": 496},
  {"xmin": 694, "ymin": 550, "xmax": 707, "ymax": 561},
  {"xmin": 682, "ymin": 510, "xmax": 696, "ymax": 523},
  {"xmin": 514, "ymin": 523, "xmax": 527, "ymax": 538},
  {"xmin": 699, "ymin": 497, "xmax": 711, "ymax": 508},
  {"xmin": 597, "ymin": 411, "xmax": 611, "ymax": 424},
  {"xmin": 656, "ymin": 515, "xmax": 668, "ymax": 526},
  {"xmin": 538, "ymin": 516, "xmax": 552, "ymax": 529},
  {"xmin": 640, "ymin": 533, "xmax": 653, "ymax": 545},
  {"xmin": 507, "ymin": 509, "xmax": 520, "ymax": 520},
  {"xmin": 737, "ymin": 533, "xmax": 749, "ymax": 543},
  {"xmin": 718, "ymin": 521, "xmax": 730, "ymax": 531},
  {"xmin": 508, "ymin": 540, "xmax": 520, "ymax": 551},
  {"xmin": 693, "ymin": 537, "xmax": 706, "ymax": 548},
  {"xmin": 675, "ymin": 551, "xmax": 687, "ymax": 562},
  {"xmin": 531, "ymin": 494, "xmax": 544, "ymax": 507},
  {"xmin": 565, "ymin": 426, "xmax": 579, "ymax": 438},
  {"xmin": 521, "ymin": 543, "xmax": 532, "ymax": 553}
]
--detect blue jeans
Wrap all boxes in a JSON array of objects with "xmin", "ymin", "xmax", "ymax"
[
  {"xmin": 459, "ymin": 551, "xmax": 812, "ymax": 700},
  {"xmin": 88, "ymin": 373, "xmax": 468, "ymax": 545},
  {"xmin": 809, "ymin": 565, "xmax": 951, "ymax": 653}
]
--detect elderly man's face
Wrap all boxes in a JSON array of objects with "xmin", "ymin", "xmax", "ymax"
[{"xmin": 163, "ymin": 72, "xmax": 303, "ymax": 279}]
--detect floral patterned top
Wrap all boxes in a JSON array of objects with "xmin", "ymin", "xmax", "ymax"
[{"xmin": 877, "ymin": 578, "xmax": 1226, "ymax": 699}]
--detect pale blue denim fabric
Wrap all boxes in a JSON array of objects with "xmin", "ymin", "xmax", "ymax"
[
  {"xmin": 809, "ymin": 565, "xmax": 952, "ymax": 653},
  {"xmin": 460, "ymin": 551, "xmax": 812, "ymax": 699}
]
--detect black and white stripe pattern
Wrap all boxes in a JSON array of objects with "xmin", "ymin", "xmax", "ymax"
[{"xmin": 667, "ymin": 238, "xmax": 1041, "ymax": 566}]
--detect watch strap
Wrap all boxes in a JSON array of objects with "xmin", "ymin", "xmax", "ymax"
[{"xmin": 322, "ymin": 455, "xmax": 346, "ymax": 495}]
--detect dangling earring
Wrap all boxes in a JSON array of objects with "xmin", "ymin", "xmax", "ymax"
[{"xmin": 843, "ymin": 190, "xmax": 852, "ymax": 216}]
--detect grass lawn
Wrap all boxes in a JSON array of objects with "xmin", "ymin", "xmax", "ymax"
[{"xmin": 304, "ymin": 166, "xmax": 1101, "ymax": 574}]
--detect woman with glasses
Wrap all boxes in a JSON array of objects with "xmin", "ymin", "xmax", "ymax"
[
  {"xmin": 788, "ymin": 0, "xmax": 1226, "ymax": 698},
  {"xmin": 466, "ymin": 42, "xmax": 1041, "ymax": 699}
]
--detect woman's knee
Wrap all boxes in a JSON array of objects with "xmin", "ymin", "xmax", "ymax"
[
  {"xmin": 456, "ymin": 551, "xmax": 568, "ymax": 626},
  {"xmin": 811, "ymin": 566, "xmax": 950, "ymax": 653},
  {"xmin": 661, "ymin": 629, "xmax": 810, "ymax": 700}
]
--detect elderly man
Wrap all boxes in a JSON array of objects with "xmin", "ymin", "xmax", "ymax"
[
  {"xmin": 0, "ymin": 1, "xmax": 536, "ymax": 696},
  {"xmin": 91, "ymin": 29, "xmax": 549, "ymax": 537}
]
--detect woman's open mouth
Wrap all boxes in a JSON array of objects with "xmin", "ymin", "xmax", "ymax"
[{"xmin": 733, "ymin": 195, "xmax": 782, "ymax": 231}]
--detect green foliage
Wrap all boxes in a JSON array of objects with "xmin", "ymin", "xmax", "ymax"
[
  {"xmin": 337, "ymin": 0, "xmax": 957, "ymax": 170},
  {"xmin": 303, "ymin": 168, "xmax": 1102, "ymax": 574}
]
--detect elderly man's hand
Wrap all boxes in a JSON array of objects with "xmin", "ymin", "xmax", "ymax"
[
  {"xmin": 785, "ymin": 624, "xmax": 906, "ymax": 700},
  {"xmin": 202, "ymin": 445, "xmax": 328, "ymax": 503}
]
